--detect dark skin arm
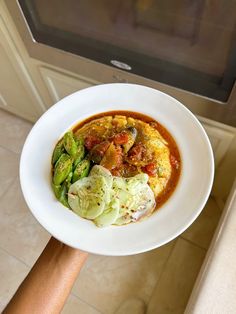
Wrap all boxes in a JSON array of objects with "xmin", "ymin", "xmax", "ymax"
[{"xmin": 3, "ymin": 237, "xmax": 88, "ymax": 314}]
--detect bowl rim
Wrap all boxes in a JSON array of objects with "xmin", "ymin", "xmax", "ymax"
[{"xmin": 20, "ymin": 83, "xmax": 214, "ymax": 255}]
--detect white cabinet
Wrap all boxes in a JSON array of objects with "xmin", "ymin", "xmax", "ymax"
[
  {"xmin": 39, "ymin": 66, "xmax": 95, "ymax": 102},
  {"xmin": 0, "ymin": 13, "xmax": 46, "ymax": 121},
  {"xmin": 0, "ymin": 0, "xmax": 98, "ymax": 121}
]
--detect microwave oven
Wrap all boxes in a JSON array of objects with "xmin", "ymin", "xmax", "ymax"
[{"xmin": 6, "ymin": 0, "xmax": 236, "ymax": 126}]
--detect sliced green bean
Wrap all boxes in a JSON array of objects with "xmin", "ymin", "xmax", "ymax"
[
  {"xmin": 63, "ymin": 131, "xmax": 77, "ymax": 157},
  {"xmin": 53, "ymin": 153, "xmax": 72, "ymax": 185},
  {"xmin": 72, "ymin": 159, "xmax": 90, "ymax": 183},
  {"xmin": 75, "ymin": 137, "xmax": 84, "ymax": 146},
  {"xmin": 52, "ymin": 183, "xmax": 61, "ymax": 199},
  {"xmin": 52, "ymin": 182, "xmax": 69, "ymax": 208},
  {"xmin": 52, "ymin": 139, "xmax": 64, "ymax": 165},
  {"xmin": 65, "ymin": 171, "xmax": 73, "ymax": 190},
  {"xmin": 74, "ymin": 145, "xmax": 85, "ymax": 168},
  {"xmin": 59, "ymin": 183, "xmax": 69, "ymax": 208}
]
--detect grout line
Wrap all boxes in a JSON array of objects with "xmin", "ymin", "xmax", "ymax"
[
  {"xmin": 0, "ymin": 176, "xmax": 17, "ymax": 200},
  {"xmin": 97, "ymin": 261, "xmax": 137, "ymax": 274},
  {"xmin": 146, "ymin": 237, "xmax": 207, "ymax": 310},
  {"xmin": 70, "ymin": 292, "xmax": 104, "ymax": 313},
  {"xmin": 0, "ymin": 108, "xmax": 33, "ymax": 125},
  {"xmin": 179, "ymin": 236, "xmax": 207, "ymax": 252},
  {"xmin": 146, "ymin": 239, "xmax": 178, "ymax": 305},
  {"xmin": 0, "ymin": 246, "xmax": 31, "ymax": 269},
  {"xmin": 0, "ymin": 144, "xmax": 21, "ymax": 155},
  {"xmin": 83, "ymin": 255, "xmax": 107, "ymax": 271}
]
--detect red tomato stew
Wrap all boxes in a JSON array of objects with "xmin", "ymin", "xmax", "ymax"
[{"xmin": 72, "ymin": 111, "xmax": 181, "ymax": 210}]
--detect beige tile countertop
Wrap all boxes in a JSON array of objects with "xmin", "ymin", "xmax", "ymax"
[{"xmin": 186, "ymin": 179, "xmax": 236, "ymax": 314}]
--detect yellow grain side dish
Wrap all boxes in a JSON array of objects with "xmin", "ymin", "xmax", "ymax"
[{"xmin": 75, "ymin": 114, "xmax": 173, "ymax": 199}]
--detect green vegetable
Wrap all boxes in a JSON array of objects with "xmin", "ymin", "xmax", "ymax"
[
  {"xmin": 89, "ymin": 164, "xmax": 112, "ymax": 178},
  {"xmin": 72, "ymin": 159, "xmax": 90, "ymax": 183},
  {"xmin": 75, "ymin": 137, "xmax": 84, "ymax": 146},
  {"xmin": 63, "ymin": 131, "xmax": 77, "ymax": 157},
  {"xmin": 112, "ymin": 173, "xmax": 155, "ymax": 225},
  {"xmin": 114, "ymin": 215, "xmax": 132, "ymax": 226},
  {"xmin": 73, "ymin": 145, "xmax": 85, "ymax": 168},
  {"xmin": 68, "ymin": 165, "xmax": 155, "ymax": 227},
  {"xmin": 52, "ymin": 139, "xmax": 64, "ymax": 165},
  {"xmin": 94, "ymin": 198, "xmax": 119, "ymax": 227},
  {"xmin": 52, "ymin": 183, "xmax": 61, "ymax": 199},
  {"xmin": 55, "ymin": 161, "xmax": 156, "ymax": 227},
  {"xmin": 53, "ymin": 153, "xmax": 72, "ymax": 185},
  {"xmin": 68, "ymin": 175, "xmax": 111, "ymax": 219},
  {"xmin": 59, "ymin": 183, "xmax": 69, "ymax": 207},
  {"xmin": 52, "ymin": 183, "xmax": 69, "ymax": 208},
  {"xmin": 59, "ymin": 182, "xmax": 69, "ymax": 207},
  {"xmin": 52, "ymin": 132, "xmax": 89, "ymax": 208},
  {"xmin": 65, "ymin": 171, "xmax": 73, "ymax": 190}
]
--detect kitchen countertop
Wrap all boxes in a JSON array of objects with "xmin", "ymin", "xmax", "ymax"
[{"xmin": 185, "ymin": 179, "xmax": 236, "ymax": 313}]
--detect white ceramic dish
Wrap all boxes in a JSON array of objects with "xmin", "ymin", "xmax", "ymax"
[{"xmin": 20, "ymin": 83, "xmax": 214, "ymax": 256}]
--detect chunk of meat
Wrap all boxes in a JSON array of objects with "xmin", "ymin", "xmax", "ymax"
[
  {"xmin": 89, "ymin": 141, "xmax": 111, "ymax": 163},
  {"xmin": 142, "ymin": 163, "xmax": 157, "ymax": 177},
  {"xmin": 128, "ymin": 143, "xmax": 146, "ymax": 163},
  {"xmin": 111, "ymin": 168, "xmax": 121, "ymax": 176},
  {"xmin": 84, "ymin": 135, "xmax": 101, "ymax": 150},
  {"xmin": 123, "ymin": 127, "xmax": 137, "ymax": 153},
  {"xmin": 113, "ymin": 131, "xmax": 129, "ymax": 145},
  {"xmin": 122, "ymin": 162, "xmax": 139, "ymax": 177},
  {"xmin": 170, "ymin": 154, "xmax": 180, "ymax": 170},
  {"xmin": 100, "ymin": 143, "xmax": 123, "ymax": 170},
  {"xmin": 112, "ymin": 127, "xmax": 137, "ymax": 153}
]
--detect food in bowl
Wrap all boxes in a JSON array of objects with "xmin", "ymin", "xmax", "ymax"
[{"xmin": 51, "ymin": 111, "xmax": 181, "ymax": 227}]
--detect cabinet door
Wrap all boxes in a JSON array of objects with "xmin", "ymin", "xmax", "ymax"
[
  {"xmin": 0, "ymin": 15, "xmax": 46, "ymax": 121},
  {"xmin": 39, "ymin": 66, "xmax": 95, "ymax": 103}
]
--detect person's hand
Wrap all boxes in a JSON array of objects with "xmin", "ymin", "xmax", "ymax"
[{"xmin": 4, "ymin": 237, "xmax": 88, "ymax": 314}]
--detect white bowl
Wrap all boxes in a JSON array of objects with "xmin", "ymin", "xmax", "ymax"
[{"xmin": 20, "ymin": 83, "xmax": 214, "ymax": 256}]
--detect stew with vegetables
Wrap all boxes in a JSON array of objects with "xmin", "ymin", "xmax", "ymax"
[{"xmin": 51, "ymin": 111, "xmax": 181, "ymax": 227}]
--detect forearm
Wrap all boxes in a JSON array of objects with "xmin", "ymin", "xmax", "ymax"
[{"xmin": 4, "ymin": 237, "xmax": 88, "ymax": 314}]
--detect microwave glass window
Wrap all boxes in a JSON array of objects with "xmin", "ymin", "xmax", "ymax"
[{"xmin": 19, "ymin": 0, "xmax": 236, "ymax": 102}]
